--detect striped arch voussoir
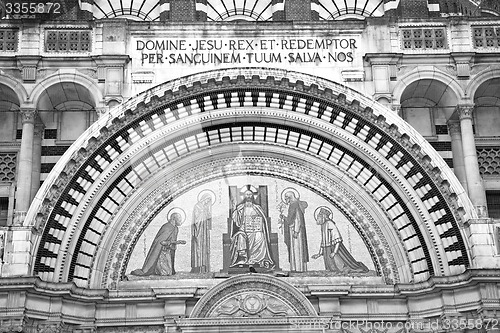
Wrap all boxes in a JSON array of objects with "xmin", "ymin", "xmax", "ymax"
[{"xmin": 30, "ymin": 68, "xmax": 471, "ymax": 283}]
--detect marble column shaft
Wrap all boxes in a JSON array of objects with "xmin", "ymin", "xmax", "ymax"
[
  {"xmin": 458, "ymin": 105, "xmax": 488, "ymax": 217},
  {"xmin": 14, "ymin": 108, "xmax": 37, "ymax": 224},
  {"xmin": 447, "ymin": 120, "xmax": 468, "ymax": 192},
  {"xmin": 30, "ymin": 122, "xmax": 44, "ymax": 202}
]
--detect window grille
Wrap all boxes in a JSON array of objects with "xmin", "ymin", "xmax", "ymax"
[
  {"xmin": 401, "ymin": 28, "xmax": 446, "ymax": 50},
  {"xmin": 0, "ymin": 197, "xmax": 7, "ymax": 227},
  {"xmin": 0, "ymin": 153, "xmax": 16, "ymax": 182},
  {"xmin": 0, "ymin": 29, "xmax": 18, "ymax": 51},
  {"xmin": 45, "ymin": 30, "xmax": 91, "ymax": 52},
  {"xmin": 477, "ymin": 147, "xmax": 500, "ymax": 176},
  {"xmin": 473, "ymin": 26, "xmax": 500, "ymax": 48},
  {"xmin": 487, "ymin": 191, "xmax": 500, "ymax": 219}
]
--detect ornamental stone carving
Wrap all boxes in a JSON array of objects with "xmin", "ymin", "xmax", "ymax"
[
  {"xmin": 457, "ymin": 104, "xmax": 475, "ymax": 121},
  {"xmin": 20, "ymin": 108, "xmax": 38, "ymax": 125},
  {"xmin": 447, "ymin": 120, "xmax": 461, "ymax": 135},
  {"xmin": 190, "ymin": 274, "xmax": 317, "ymax": 318}
]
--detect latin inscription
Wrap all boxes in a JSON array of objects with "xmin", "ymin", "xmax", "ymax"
[{"xmin": 135, "ymin": 37, "xmax": 358, "ymax": 66}]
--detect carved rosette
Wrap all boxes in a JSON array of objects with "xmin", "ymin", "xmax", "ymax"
[
  {"xmin": 20, "ymin": 108, "xmax": 38, "ymax": 125},
  {"xmin": 215, "ymin": 292, "xmax": 294, "ymax": 317},
  {"xmin": 457, "ymin": 104, "xmax": 475, "ymax": 121}
]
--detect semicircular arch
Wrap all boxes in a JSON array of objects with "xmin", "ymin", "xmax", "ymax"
[
  {"xmin": 393, "ymin": 68, "xmax": 464, "ymax": 106},
  {"xmin": 0, "ymin": 74, "xmax": 28, "ymax": 105},
  {"xmin": 465, "ymin": 67, "xmax": 500, "ymax": 100},
  {"xmin": 29, "ymin": 72, "xmax": 104, "ymax": 109},
  {"xmin": 27, "ymin": 68, "xmax": 474, "ymax": 288},
  {"xmin": 190, "ymin": 273, "xmax": 318, "ymax": 318}
]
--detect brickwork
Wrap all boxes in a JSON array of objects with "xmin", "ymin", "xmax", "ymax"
[
  {"xmin": 400, "ymin": 0, "xmax": 429, "ymax": 18},
  {"xmin": 285, "ymin": 0, "xmax": 311, "ymax": 21},
  {"xmin": 171, "ymin": 0, "xmax": 196, "ymax": 22},
  {"xmin": 272, "ymin": 0, "xmax": 285, "ymax": 21}
]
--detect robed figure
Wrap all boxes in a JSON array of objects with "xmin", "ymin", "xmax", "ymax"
[
  {"xmin": 191, "ymin": 190, "xmax": 214, "ymax": 273},
  {"xmin": 131, "ymin": 210, "xmax": 186, "ymax": 276},
  {"xmin": 229, "ymin": 189, "xmax": 275, "ymax": 269},
  {"xmin": 280, "ymin": 189, "xmax": 309, "ymax": 272},
  {"xmin": 312, "ymin": 207, "xmax": 369, "ymax": 273}
]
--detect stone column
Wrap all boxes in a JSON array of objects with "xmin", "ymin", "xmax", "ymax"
[
  {"xmin": 30, "ymin": 122, "xmax": 44, "ymax": 202},
  {"xmin": 13, "ymin": 108, "xmax": 37, "ymax": 226},
  {"xmin": 458, "ymin": 104, "xmax": 488, "ymax": 217},
  {"xmin": 447, "ymin": 120, "xmax": 468, "ymax": 192}
]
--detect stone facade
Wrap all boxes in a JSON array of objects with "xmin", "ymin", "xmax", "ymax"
[{"xmin": 0, "ymin": 0, "xmax": 500, "ymax": 332}]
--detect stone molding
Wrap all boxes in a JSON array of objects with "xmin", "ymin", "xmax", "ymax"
[
  {"xmin": 447, "ymin": 120, "xmax": 461, "ymax": 135},
  {"xmin": 190, "ymin": 274, "xmax": 317, "ymax": 318},
  {"xmin": 0, "ymin": 272, "xmax": 499, "ymax": 331},
  {"xmin": 19, "ymin": 108, "xmax": 38, "ymax": 125},
  {"xmin": 26, "ymin": 69, "xmax": 473, "ymax": 286},
  {"xmin": 457, "ymin": 104, "xmax": 475, "ymax": 121}
]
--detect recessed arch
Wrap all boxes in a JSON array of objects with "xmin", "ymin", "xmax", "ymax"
[
  {"xmin": 0, "ymin": 79, "xmax": 23, "ymax": 142},
  {"xmin": 0, "ymin": 74, "xmax": 27, "ymax": 105},
  {"xmin": 466, "ymin": 67, "xmax": 500, "ymax": 100},
  {"xmin": 26, "ymin": 68, "xmax": 474, "ymax": 289},
  {"xmin": 189, "ymin": 273, "xmax": 318, "ymax": 318},
  {"xmin": 30, "ymin": 72, "xmax": 104, "ymax": 110},
  {"xmin": 472, "ymin": 77, "xmax": 500, "ymax": 137},
  {"xmin": 393, "ymin": 68, "xmax": 464, "ymax": 107}
]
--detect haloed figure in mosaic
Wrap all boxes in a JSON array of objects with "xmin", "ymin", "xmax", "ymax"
[
  {"xmin": 230, "ymin": 187, "xmax": 274, "ymax": 269},
  {"xmin": 312, "ymin": 207, "xmax": 369, "ymax": 273},
  {"xmin": 279, "ymin": 188, "xmax": 309, "ymax": 272},
  {"xmin": 131, "ymin": 208, "xmax": 186, "ymax": 276},
  {"xmin": 191, "ymin": 190, "xmax": 215, "ymax": 273}
]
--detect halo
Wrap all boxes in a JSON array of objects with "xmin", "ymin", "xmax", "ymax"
[
  {"xmin": 197, "ymin": 189, "xmax": 216, "ymax": 206},
  {"xmin": 281, "ymin": 187, "xmax": 300, "ymax": 202},
  {"xmin": 314, "ymin": 206, "xmax": 333, "ymax": 221},
  {"xmin": 239, "ymin": 185, "xmax": 258, "ymax": 195},
  {"xmin": 167, "ymin": 207, "xmax": 186, "ymax": 223}
]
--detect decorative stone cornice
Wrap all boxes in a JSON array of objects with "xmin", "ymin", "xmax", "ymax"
[
  {"xmin": 19, "ymin": 108, "xmax": 38, "ymax": 125},
  {"xmin": 457, "ymin": 104, "xmax": 475, "ymax": 121}
]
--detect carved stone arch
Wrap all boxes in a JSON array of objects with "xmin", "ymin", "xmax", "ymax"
[
  {"xmin": 392, "ymin": 67, "xmax": 465, "ymax": 105},
  {"xmin": 189, "ymin": 273, "xmax": 318, "ymax": 318},
  {"xmin": 0, "ymin": 73, "xmax": 28, "ymax": 104},
  {"xmin": 29, "ymin": 72, "xmax": 105, "ymax": 109},
  {"xmin": 26, "ymin": 68, "xmax": 474, "ymax": 289},
  {"xmin": 465, "ymin": 66, "xmax": 500, "ymax": 99}
]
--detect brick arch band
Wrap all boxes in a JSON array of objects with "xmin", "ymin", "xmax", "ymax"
[{"xmin": 27, "ymin": 68, "xmax": 474, "ymax": 288}]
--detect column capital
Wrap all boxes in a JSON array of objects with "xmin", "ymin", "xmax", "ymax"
[
  {"xmin": 19, "ymin": 108, "xmax": 38, "ymax": 125},
  {"xmin": 456, "ymin": 104, "xmax": 475, "ymax": 121},
  {"xmin": 447, "ymin": 120, "xmax": 461, "ymax": 135},
  {"xmin": 33, "ymin": 122, "xmax": 45, "ymax": 139}
]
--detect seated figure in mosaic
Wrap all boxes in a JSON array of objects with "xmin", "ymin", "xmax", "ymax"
[
  {"xmin": 230, "ymin": 189, "xmax": 274, "ymax": 269},
  {"xmin": 131, "ymin": 212, "xmax": 186, "ymax": 276},
  {"xmin": 312, "ymin": 207, "xmax": 369, "ymax": 273}
]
